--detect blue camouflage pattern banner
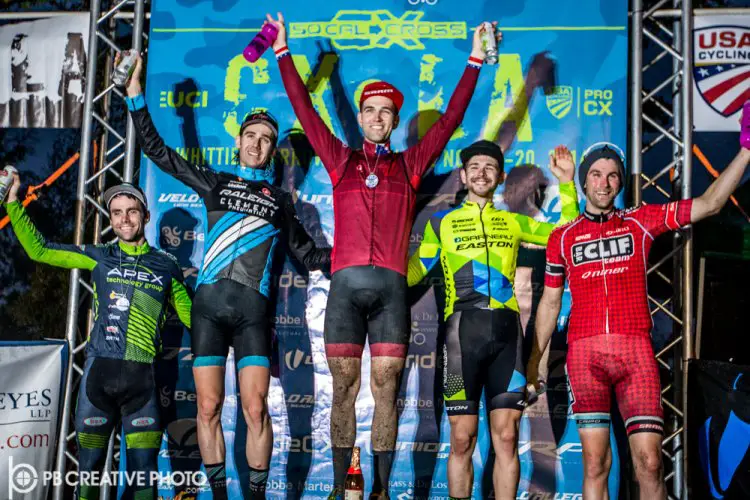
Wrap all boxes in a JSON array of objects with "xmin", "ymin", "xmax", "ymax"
[{"xmin": 138, "ymin": 0, "xmax": 628, "ymax": 498}]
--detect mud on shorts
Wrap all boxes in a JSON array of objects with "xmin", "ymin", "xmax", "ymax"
[
  {"xmin": 324, "ymin": 265, "xmax": 409, "ymax": 358},
  {"xmin": 191, "ymin": 279, "xmax": 271, "ymax": 370},
  {"xmin": 443, "ymin": 308, "xmax": 527, "ymax": 415},
  {"xmin": 566, "ymin": 334, "xmax": 664, "ymax": 435}
]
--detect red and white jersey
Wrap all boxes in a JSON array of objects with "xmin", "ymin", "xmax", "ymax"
[{"xmin": 545, "ymin": 201, "xmax": 693, "ymax": 342}]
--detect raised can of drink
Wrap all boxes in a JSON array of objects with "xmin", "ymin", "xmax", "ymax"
[
  {"xmin": 480, "ymin": 21, "xmax": 498, "ymax": 65},
  {"xmin": 0, "ymin": 165, "xmax": 18, "ymax": 202},
  {"xmin": 112, "ymin": 50, "xmax": 138, "ymax": 87}
]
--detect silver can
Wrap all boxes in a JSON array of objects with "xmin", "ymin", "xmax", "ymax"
[
  {"xmin": 112, "ymin": 50, "xmax": 138, "ymax": 87},
  {"xmin": 0, "ymin": 165, "xmax": 18, "ymax": 202},
  {"xmin": 480, "ymin": 22, "xmax": 498, "ymax": 65}
]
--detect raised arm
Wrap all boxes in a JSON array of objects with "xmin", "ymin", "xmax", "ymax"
[
  {"xmin": 5, "ymin": 173, "xmax": 96, "ymax": 270},
  {"xmin": 266, "ymin": 13, "xmax": 350, "ymax": 184},
  {"xmin": 402, "ymin": 24, "xmax": 494, "ymax": 186},
  {"xmin": 516, "ymin": 146, "xmax": 579, "ymax": 245},
  {"xmin": 407, "ymin": 217, "xmax": 442, "ymax": 287},
  {"xmin": 122, "ymin": 53, "xmax": 217, "ymax": 194},
  {"xmin": 281, "ymin": 193, "xmax": 331, "ymax": 272},
  {"xmin": 690, "ymin": 141, "xmax": 750, "ymax": 223}
]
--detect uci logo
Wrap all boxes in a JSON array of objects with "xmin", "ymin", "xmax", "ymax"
[{"xmin": 159, "ymin": 90, "xmax": 208, "ymax": 108}]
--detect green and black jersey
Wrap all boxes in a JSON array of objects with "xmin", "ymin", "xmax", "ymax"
[
  {"xmin": 408, "ymin": 182, "xmax": 579, "ymax": 319},
  {"xmin": 6, "ymin": 201, "xmax": 191, "ymax": 363}
]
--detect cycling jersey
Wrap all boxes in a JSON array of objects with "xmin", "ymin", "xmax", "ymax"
[
  {"xmin": 127, "ymin": 100, "xmax": 330, "ymax": 295},
  {"xmin": 6, "ymin": 201, "xmax": 191, "ymax": 364},
  {"xmin": 407, "ymin": 181, "xmax": 579, "ymax": 319},
  {"xmin": 276, "ymin": 49, "xmax": 482, "ymax": 275},
  {"xmin": 544, "ymin": 200, "xmax": 693, "ymax": 341}
]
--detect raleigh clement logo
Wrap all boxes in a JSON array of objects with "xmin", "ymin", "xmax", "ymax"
[{"xmin": 289, "ymin": 10, "xmax": 466, "ymax": 51}]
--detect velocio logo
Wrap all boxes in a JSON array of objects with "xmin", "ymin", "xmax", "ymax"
[
  {"xmin": 284, "ymin": 349, "xmax": 313, "ymax": 371},
  {"xmin": 159, "ymin": 91, "xmax": 208, "ymax": 108},
  {"xmin": 288, "ymin": 10, "xmax": 465, "ymax": 51}
]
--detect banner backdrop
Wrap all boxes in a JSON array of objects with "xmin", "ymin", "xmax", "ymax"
[
  {"xmin": 140, "ymin": 1, "xmax": 628, "ymax": 498},
  {"xmin": 692, "ymin": 14, "xmax": 750, "ymax": 132},
  {"xmin": 0, "ymin": 14, "xmax": 89, "ymax": 128},
  {"xmin": 689, "ymin": 360, "xmax": 750, "ymax": 499},
  {"xmin": 0, "ymin": 340, "xmax": 68, "ymax": 500}
]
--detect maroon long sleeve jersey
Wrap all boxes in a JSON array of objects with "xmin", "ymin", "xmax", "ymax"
[{"xmin": 276, "ymin": 49, "xmax": 482, "ymax": 275}]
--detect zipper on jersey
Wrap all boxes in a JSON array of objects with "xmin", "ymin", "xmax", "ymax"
[
  {"xmin": 369, "ymin": 180, "xmax": 376, "ymax": 266},
  {"xmin": 598, "ymin": 220, "xmax": 610, "ymax": 334},
  {"xmin": 478, "ymin": 203, "xmax": 491, "ymax": 308}
]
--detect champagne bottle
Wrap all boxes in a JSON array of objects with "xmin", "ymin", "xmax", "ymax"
[{"xmin": 344, "ymin": 446, "xmax": 364, "ymax": 499}]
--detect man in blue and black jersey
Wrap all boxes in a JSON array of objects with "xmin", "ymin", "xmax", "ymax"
[
  {"xmin": 121, "ymin": 53, "xmax": 330, "ymax": 499},
  {"xmin": 5, "ymin": 174, "xmax": 192, "ymax": 500}
]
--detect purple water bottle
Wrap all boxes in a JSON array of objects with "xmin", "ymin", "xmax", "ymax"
[
  {"xmin": 243, "ymin": 23, "xmax": 279, "ymax": 63},
  {"xmin": 741, "ymin": 101, "xmax": 750, "ymax": 150}
]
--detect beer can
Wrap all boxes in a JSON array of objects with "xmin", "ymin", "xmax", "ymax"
[
  {"xmin": 480, "ymin": 22, "xmax": 499, "ymax": 65},
  {"xmin": 112, "ymin": 50, "xmax": 138, "ymax": 87},
  {"xmin": 0, "ymin": 165, "xmax": 18, "ymax": 202}
]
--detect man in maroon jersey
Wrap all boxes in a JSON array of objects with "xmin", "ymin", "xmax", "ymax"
[
  {"xmin": 264, "ymin": 11, "xmax": 494, "ymax": 498},
  {"xmin": 527, "ymin": 103, "xmax": 750, "ymax": 499}
]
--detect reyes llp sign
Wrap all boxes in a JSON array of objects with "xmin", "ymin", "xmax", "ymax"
[
  {"xmin": 693, "ymin": 15, "xmax": 750, "ymax": 131},
  {"xmin": 0, "ymin": 14, "xmax": 90, "ymax": 128}
]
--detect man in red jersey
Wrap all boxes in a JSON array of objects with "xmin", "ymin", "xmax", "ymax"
[
  {"xmin": 527, "ymin": 103, "xmax": 750, "ymax": 500},
  {"xmin": 264, "ymin": 12, "xmax": 495, "ymax": 498}
]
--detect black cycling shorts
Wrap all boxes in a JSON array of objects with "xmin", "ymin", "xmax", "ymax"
[
  {"xmin": 443, "ymin": 308, "xmax": 527, "ymax": 415},
  {"xmin": 191, "ymin": 279, "xmax": 271, "ymax": 370},
  {"xmin": 324, "ymin": 265, "xmax": 409, "ymax": 358}
]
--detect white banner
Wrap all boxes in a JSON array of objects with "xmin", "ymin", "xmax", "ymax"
[
  {"xmin": 693, "ymin": 14, "xmax": 750, "ymax": 131},
  {"xmin": 0, "ymin": 14, "xmax": 90, "ymax": 128},
  {"xmin": 0, "ymin": 341, "xmax": 67, "ymax": 500}
]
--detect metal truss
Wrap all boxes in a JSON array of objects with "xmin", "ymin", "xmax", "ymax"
[
  {"xmin": 630, "ymin": 0, "xmax": 694, "ymax": 498},
  {"xmin": 53, "ymin": 1, "xmax": 147, "ymax": 499}
]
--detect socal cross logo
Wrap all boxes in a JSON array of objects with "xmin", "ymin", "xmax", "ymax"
[{"xmin": 693, "ymin": 25, "xmax": 750, "ymax": 117}]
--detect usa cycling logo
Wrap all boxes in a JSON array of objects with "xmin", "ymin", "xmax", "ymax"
[
  {"xmin": 571, "ymin": 234, "xmax": 634, "ymax": 266},
  {"xmin": 693, "ymin": 25, "xmax": 750, "ymax": 117}
]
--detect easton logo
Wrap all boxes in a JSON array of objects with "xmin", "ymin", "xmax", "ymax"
[{"xmin": 572, "ymin": 234, "xmax": 634, "ymax": 265}]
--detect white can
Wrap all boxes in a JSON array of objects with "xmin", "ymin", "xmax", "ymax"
[
  {"xmin": 112, "ymin": 50, "xmax": 138, "ymax": 87},
  {"xmin": 480, "ymin": 22, "xmax": 498, "ymax": 65},
  {"xmin": 0, "ymin": 165, "xmax": 18, "ymax": 202}
]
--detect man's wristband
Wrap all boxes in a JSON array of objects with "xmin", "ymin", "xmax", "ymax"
[
  {"xmin": 125, "ymin": 94, "xmax": 146, "ymax": 112},
  {"xmin": 468, "ymin": 56, "xmax": 483, "ymax": 69}
]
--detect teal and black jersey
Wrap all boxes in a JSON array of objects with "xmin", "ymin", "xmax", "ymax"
[{"xmin": 6, "ymin": 201, "xmax": 191, "ymax": 364}]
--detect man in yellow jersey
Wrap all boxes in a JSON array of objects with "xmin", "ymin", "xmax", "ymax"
[{"xmin": 407, "ymin": 140, "xmax": 578, "ymax": 500}]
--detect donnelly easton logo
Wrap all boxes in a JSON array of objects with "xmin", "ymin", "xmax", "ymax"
[{"xmin": 694, "ymin": 25, "xmax": 750, "ymax": 117}]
